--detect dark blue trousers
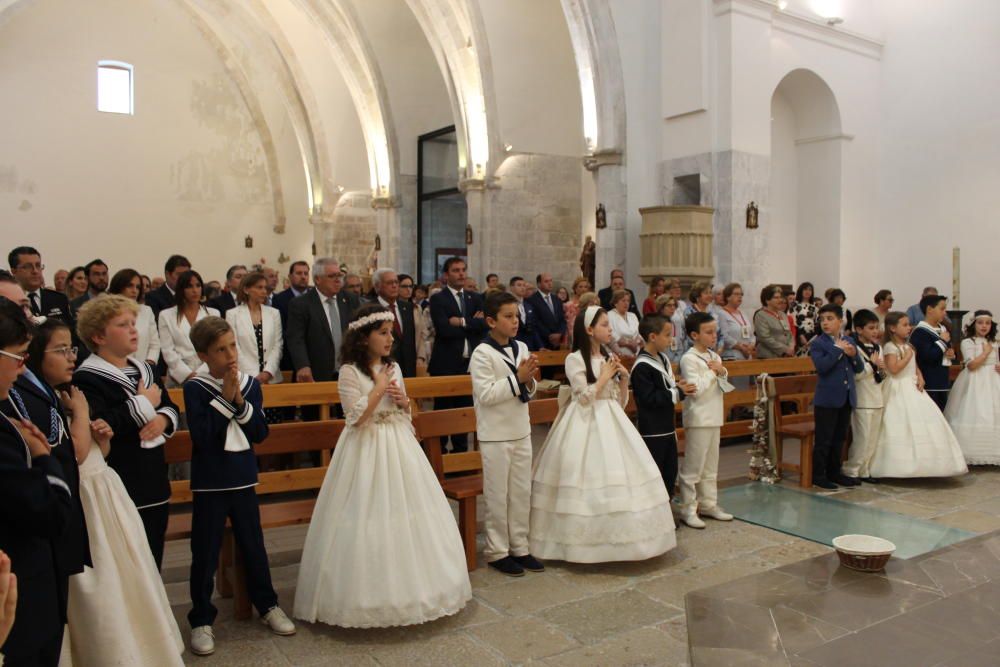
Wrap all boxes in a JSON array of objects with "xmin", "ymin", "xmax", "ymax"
[
  {"xmin": 188, "ymin": 487, "xmax": 278, "ymax": 627},
  {"xmin": 813, "ymin": 402, "xmax": 852, "ymax": 484}
]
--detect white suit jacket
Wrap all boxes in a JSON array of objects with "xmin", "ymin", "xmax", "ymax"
[
  {"xmin": 680, "ymin": 347, "xmax": 727, "ymax": 428},
  {"xmin": 158, "ymin": 305, "xmax": 219, "ymax": 385},
  {"xmin": 135, "ymin": 303, "xmax": 161, "ymax": 364},
  {"xmin": 226, "ymin": 304, "xmax": 283, "ymax": 383}
]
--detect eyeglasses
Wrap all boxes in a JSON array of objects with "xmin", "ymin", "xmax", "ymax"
[
  {"xmin": 399, "ymin": 283, "xmax": 413, "ymax": 289},
  {"xmin": 47, "ymin": 346, "xmax": 78, "ymax": 359},
  {"xmin": 0, "ymin": 349, "xmax": 29, "ymax": 367},
  {"xmin": 16, "ymin": 263, "xmax": 44, "ymax": 272}
]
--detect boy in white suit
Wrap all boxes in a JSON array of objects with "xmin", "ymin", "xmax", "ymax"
[
  {"xmin": 470, "ymin": 292, "xmax": 543, "ymax": 577},
  {"xmin": 679, "ymin": 311, "xmax": 734, "ymax": 528},
  {"xmin": 842, "ymin": 309, "xmax": 886, "ymax": 483}
]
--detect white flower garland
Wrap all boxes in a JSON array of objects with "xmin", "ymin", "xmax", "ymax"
[
  {"xmin": 748, "ymin": 373, "xmax": 780, "ymax": 484},
  {"xmin": 347, "ymin": 311, "xmax": 395, "ymax": 331}
]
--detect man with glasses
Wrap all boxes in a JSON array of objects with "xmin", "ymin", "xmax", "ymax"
[
  {"xmin": 7, "ymin": 247, "xmax": 73, "ymax": 325},
  {"xmin": 373, "ymin": 268, "xmax": 422, "ymax": 377},
  {"xmin": 285, "ymin": 257, "xmax": 359, "ymax": 384}
]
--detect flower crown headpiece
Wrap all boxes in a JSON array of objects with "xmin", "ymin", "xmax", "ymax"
[{"xmin": 348, "ymin": 311, "xmax": 395, "ymax": 331}]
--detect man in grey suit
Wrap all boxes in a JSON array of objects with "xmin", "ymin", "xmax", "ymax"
[{"xmin": 285, "ymin": 257, "xmax": 360, "ymax": 383}]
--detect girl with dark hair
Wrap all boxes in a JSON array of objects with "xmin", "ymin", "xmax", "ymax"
[
  {"xmin": 529, "ymin": 306, "xmax": 676, "ymax": 563},
  {"xmin": 867, "ymin": 312, "xmax": 966, "ymax": 478},
  {"xmin": 157, "ymin": 270, "xmax": 219, "ymax": 385},
  {"xmin": 0, "ymin": 299, "xmax": 75, "ymax": 665},
  {"xmin": 945, "ymin": 310, "xmax": 1000, "ymax": 465},
  {"xmin": 295, "ymin": 304, "xmax": 470, "ymax": 627},
  {"xmin": 109, "ymin": 268, "xmax": 160, "ymax": 365},
  {"xmin": 791, "ymin": 282, "xmax": 819, "ymax": 353}
]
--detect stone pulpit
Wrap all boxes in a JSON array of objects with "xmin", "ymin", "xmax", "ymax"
[{"xmin": 638, "ymin": 205, "xmax": 715, "ymax": 288}]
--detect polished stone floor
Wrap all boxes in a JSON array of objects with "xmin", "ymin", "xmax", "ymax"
[{"xmin": 161, "ymin": 450, "xmax": 1000, "ymax": 666}]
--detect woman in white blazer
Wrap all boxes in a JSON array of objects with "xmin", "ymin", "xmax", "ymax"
[
  {"xmin": 158, "ymin": 270, "xmax": 219, "ymax": 386},
  {"xmin": 109, "ymin": 268, "xmax": 161, "ymax": 365},
  {"xmin": 225, "ymin": 271, "xmax": 283, "ymax": 384}
]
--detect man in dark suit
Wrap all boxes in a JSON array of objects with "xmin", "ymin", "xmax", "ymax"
[
  {"xmin": 272, "ymin": 261, "xmax": 312, "ymax": 373},
  {"xmin": 373, "ymin": 268, "xmax": 420, "ymax": 377},
  {"xmin": 509, "ymin": 276, "xmax": 542, "ymax": 351},
  {"xmin": 428, "ymin": 257, "xmax": 486, "ymax": 452},
  {"xmin": 286, "ymin": 257, "xmax": 359, "ymax": 383},
  {"xmin": 208, "ymin": 264, "xmax": 246, "ymax": 316},
  {"xmin": 68, "ymin": 258, "xmax": 109, "ymax": 312},
  {"xmin": 598, "ymin": 268, "xmax": 640, "ymax": 317},
  {"xmin": 527, "ymin": 272, "xmax": 566, "ymax": 350},
  {"xmin": 7, "ymin": 246, "xmax": 74, "ymax": 326},
  {"xmin": 145, "ymin": 254, "xmax": 192, "ymax": 319}
]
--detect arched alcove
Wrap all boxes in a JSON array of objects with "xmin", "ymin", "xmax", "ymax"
[{"xmin": 770, "ymin": 68, "xmax": 844, "ymax": 291}]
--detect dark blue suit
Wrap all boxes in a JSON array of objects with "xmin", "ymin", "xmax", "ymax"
[
  {"xmin": 810, "ymin": 334, "xmax": 865, "ymax": 484},
  {"xmin": 428, "ymin": 288, "xmax": 486, "ymax": 452},
  {"xmin": 910, "ymin": 324, "xmax": 951, "ymax": 410},
  {"xmin": 527, "ymin": 290, "xmax": 566, "ymax": 350},
  {"xmin": 516, "ymin": 299, "xmax": 544, "ymax": 351}
]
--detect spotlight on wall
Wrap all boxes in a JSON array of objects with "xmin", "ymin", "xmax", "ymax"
[
  {"xmin": 336, "ymin": 185, "xmax": 345, "ymax": 193},
  {"xmin": 826, "ymin": 16, "xmax": 844, "ymax": 26},
  {"xmin": 777, "ymin": 0, "xmax": 788, "ymax": 10},
  {"xmin": 504, "ymin": 143, "xmax": 513, "ymax": 152}
]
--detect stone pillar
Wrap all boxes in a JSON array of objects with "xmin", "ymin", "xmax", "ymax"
[
  {"xmin": 460, "ymin": 177, "xmax": 496, "ymax": 282},
  {"xmin": 310, "ymin": 213, "xmax": 336, "ymax": 258},
  {"xmin": 637, "ymin": 205, "xmax": 715, "ymax": 290},
  {"xmin": 585, "ymin": 151, "xmax": 626, "ymax": 287},
  {"xmin": 372, "ymin": 195, "xmax": 402, "ymax": 272}
]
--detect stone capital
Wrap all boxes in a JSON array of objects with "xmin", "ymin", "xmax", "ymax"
[
  {"xmin": 370, "ymin": 195, "xmax": 402, "ymax": 210},
  {"xmin": 583, "ymin": 149, "xmax": 624, "ymax": 172},
  {"xmin": 458, "ymin": 175, "xmax": 501, "ymax": 193}
]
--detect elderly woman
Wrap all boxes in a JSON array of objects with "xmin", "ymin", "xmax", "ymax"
[
  {"xmin": 791, "ymin": 282, "xmax": 819, "ymax": 355},
  {"xmin": 608, "ymin": 290, "xmax": 642, "ymax": 357},
  {"xmin": 226, "ymin": 271, "xmax": 283, "ymax": 387},
  {"xmin": 754, "ymin": 284, "xmax": 795, "ymax": 359},
  {"xmin": 643, "ymin": 276, "xmax": 667, "ymax": 315},
  {"xmin": 655, "ymin": 294, "xmax": 686, "ymax": 364},
  {"xmin": 685, "ymin": 282, "xmax": 715, "ymax": 317},
  {"xmin": 717, "ymin": 283, "xmax": 755, "ymax": 361}
]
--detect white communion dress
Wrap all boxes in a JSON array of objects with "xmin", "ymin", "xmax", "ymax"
[
  {"xmin": 293, "ymin": 363, "xmax": 471, "ymax": 628},
  {"xmin": 868, "ymin": 342, "xmax": 968, "ymax": 478},
  {"xmin": 61, "ymin": 444, "xmax": 184, "ymax": 666},
  {"xmin": 945, "ymin": 337, "xmax": 1000, "ymax": 465},
  {"xmin": 529, "ymin": 351, "xmax": 676, "ymax": 563}
]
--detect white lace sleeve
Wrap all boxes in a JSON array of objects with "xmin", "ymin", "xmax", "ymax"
[
  {"xmin": 339, "ymin": 365, "xmax": 370, "ymax": 426},
  {"xmin": 392, "ymin": 362, "xmax": 411, "ymax": 414},
  {"xmin": 566, "ymin": 352, "xmax": 596, "ymax": 406}
]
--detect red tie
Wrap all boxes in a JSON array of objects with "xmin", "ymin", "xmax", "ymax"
[{"xmin": 392, "ymin": 303, "xmax": 402, "ymax": 337}]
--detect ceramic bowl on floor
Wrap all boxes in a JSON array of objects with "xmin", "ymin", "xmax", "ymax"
[{"xmin": 832, "ymin": 534, "xmax": 896, "ymax": 572}]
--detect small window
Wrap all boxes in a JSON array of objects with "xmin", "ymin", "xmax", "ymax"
[{"xmin": 97, "ymin": 61, "xmax": 133, "ymax": 115}]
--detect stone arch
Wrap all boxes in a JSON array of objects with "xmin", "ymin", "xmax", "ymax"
[{"xmin": 770, "ymin": 68, "xmax": 846, "ymax": 290}]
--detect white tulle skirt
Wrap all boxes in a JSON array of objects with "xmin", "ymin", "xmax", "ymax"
[
  {"xmin": 529, "ymin": 398, "xmax": 676, "ymax": 563},
  {"xmin": 293, "ymin": 415, "xmax": 471, "ymax": 628},
  {"xmin": 946, "ymin": 366, "xmax": 1000, "ymax": 465}
]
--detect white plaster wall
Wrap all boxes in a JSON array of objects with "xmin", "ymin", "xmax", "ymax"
[
  {"xmin": 768, "ymin": 91, "xmax": 798, "ymax": 285},
  {"xmin": 477, "ymin": 0, "xmax": 584, "ymax": 157},
  {"xmin": 874, "ymin": 0, "xmax": 1000, "ymax": 314},
  {"xmin": 0, "ymin": 0, "xmax": 311, "ymax": 283}
]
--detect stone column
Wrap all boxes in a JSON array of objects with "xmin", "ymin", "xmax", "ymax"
[
  {"xmin": 310, "ymin": 213, "xmax": 336, "ymax": 258},
  {"xmin": 585, "ymin": 151, "xmax": 626, "ymax": 286},
  {"xmin": 371, "ymin": 195, "xmax": 402, "ymax": 272},
  {"xmin": 460, "ymin": 176, "xmax": 498, "ymax": 282}
]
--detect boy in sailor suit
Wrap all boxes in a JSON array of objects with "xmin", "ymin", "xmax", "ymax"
[
  {"xmin": 469, "ymin": 292, "xmax": 544, "ymax": 578},
  {"xmin": 910, "ymin": 294, "xmax": 955, "ymax": 410},
  {"xmin": 184, "ymin": 317, "xmax": 294, "ymax": 656},
  {"xmin": 631, "ymin": 315, "xmax": 695, "ymax": 501},
  {"xmin": 73, "ymin": 295, "xmax": 179, "ymax": 570},
  {"xmin": 843, "ymin": 309, "xmax": 886, "ymax": 483}
]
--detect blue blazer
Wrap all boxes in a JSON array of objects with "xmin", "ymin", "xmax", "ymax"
[
  {"xmin": 910, "ymin": 325, "xmax": 950, "ymax": 393},
  {"xmin": 527, "ymin": 291, "xmax": 566, "ymax": 350},
  {"xmin": 427, "ymin": 288, "xmax": 487, "ymax": 376},
  {"xmin": 810, "ymin": 334, "xmax": 865, "ymax": 408},
  {"xmin": 516, "ymin": 299, "xmax": 544, "ymax": 351}
]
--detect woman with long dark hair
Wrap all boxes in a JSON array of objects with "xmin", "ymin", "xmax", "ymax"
[
  {"xmin": 157, "ymin": 270, "xmax": 219, "ymax": 386},
  {"xmin": 109, "ymin": 268, "xmax": 160, "ymax": 365}
]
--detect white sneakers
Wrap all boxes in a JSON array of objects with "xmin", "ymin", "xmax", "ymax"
[
  {"xmin": 262, "ymin": 606, "xmax": 297, "ymax": 636},
  {"xmin": 190, "ymin": 626, "xmax": 215, "ymax": 656},
  {"xmin": 699, "ymin": 506, "xmax": 734, "ymax": 521},
  {"xmin": 191, "ymin": 607, "xmax": 295, "ymax": 657},
  {"xmin": 680, "ymin": 512, "xmax": 706, "ymax": 529}
]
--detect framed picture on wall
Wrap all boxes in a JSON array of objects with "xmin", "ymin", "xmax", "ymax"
[{"xmin": 435, "ymin": 247, "xmax": 467, "ymax": 276}]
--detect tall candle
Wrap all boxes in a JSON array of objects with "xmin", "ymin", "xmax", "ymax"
[{"xmin": 952, "ymin": 246, "xmax": 960, "ymax": 310}]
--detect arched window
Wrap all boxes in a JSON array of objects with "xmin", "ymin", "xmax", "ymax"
[{"xmin": 97, "ymin": 61, "xmax": 133, "ymax": 115}]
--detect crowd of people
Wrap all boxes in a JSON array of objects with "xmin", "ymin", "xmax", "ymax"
[{"xmin": 1, "ymin": 243, "xmax": 997, "ymax": 665}]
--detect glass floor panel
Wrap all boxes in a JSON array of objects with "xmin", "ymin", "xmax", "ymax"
[{"xmin": 718, "ymin": 483, "xmax": 976, "ymax": 559}]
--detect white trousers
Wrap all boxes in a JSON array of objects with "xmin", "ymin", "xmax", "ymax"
[
  {"xmin": 679, "ymin": 427, "xmax": 720, "ymax": 512},
  {"xmin": 843, "ymin": 407, "xmax": 883, "ymax": 478},
  {"xmin": 480, "ymin": 436, "xmax": 533, "ymax": 562}
]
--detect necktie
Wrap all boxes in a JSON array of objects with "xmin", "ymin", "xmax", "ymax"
[
  {"xmin": 456, "ymin": 290, "xmax": 466, "ymax": 317},
  {"xmin": 29, "ymin": 292, "xmax": 41, "ymax": 316},
  {"xmin": 392, "ymin": 303, "xmax": 402, "ymax": 337},
  {"xmin": 327, "ymin": 297, "xmax": 342, "ymax": 367},
  {"xmin": 545, "ymin": 293, "xmax": 554, "ymax": 313}
]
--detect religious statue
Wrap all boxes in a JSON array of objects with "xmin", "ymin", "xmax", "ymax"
[
  {"xmin": 366, "ymin": 239, "xmax": 378, "ymax": 277},
  {"xmin": 580, "ymin": 235, "xmax": 596, "ymax": 288},
  {"xmin": 596, "ymin": 203, "xmax": 607, "ymax": 229},
  {"xmin": 746, "ymin": 201, "xmax": 759, "ymax": 229}
]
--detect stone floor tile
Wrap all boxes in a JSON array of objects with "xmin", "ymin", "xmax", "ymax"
[
  {"xmin": 688, "ymin": 646, "xmax": 789, "ymax": 666},
  {"xmin": 543, "ymin": 627, "xmax": 688, "ymax": 667},
  {"xmin": 474, "ymin": 571, "xmax": 587, "ymax": 614},
  {"xmin": 778, "ymin": 577, "xmax": 943, "ymax": 632},
  {"xmin": 181, "ymin": 639, "xmax": 290, "ymax": 666},
  {"xmin": 538, "ymin": 589, "xmax": 680, "ymax": 643},
  {"xmin": 753, "ymin": 540, "xmax": 834, "ymax": 567},
  {"xmin": 366, "ymin": 633, "xmax": 505, "ymax": 667},
  {"xmin": 897, "ymin": 490, "xmax": 980, "ymax": 512},
  {"xmin": 932, "ymin": 509, "xmax": 1000, "ymax": 533},
  {"xmin": 657, "ymin": 612, "xmax": 688, "ymax": 643},
  {"xmin": 970, "ymin": 496, "xmax": 1000, "ymax": 516},
  {"xmin": 866, "ymin": 497, "xmax": 941, "ymax": 519},
  {"xmin": 268, "ymin": 622, "xmax": 376, "ymax": 666},
  {"xmin": 769, "ymin": 604, "xmax": 850, "ymax": 654},
  {"xmin": 467, "ymin": 617, "xmax": 579, "ymax": 662},
  {"xmin": 637, "ymin": 557, "xmax": 775, "ymax": 608}
]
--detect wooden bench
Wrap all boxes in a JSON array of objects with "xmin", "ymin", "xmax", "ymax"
[
  {"xmin": 766, "ymin": 375, "xmax": 819, "ymax": 488},
  {"xmin": 164, "ymin": 419, "xmax": 344, "ymax": 620}
]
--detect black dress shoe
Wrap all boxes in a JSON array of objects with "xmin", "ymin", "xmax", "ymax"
[
  {"xmin": 512, "ymin": 554, "xmax": 545, "ymax": 572},
  {"xmin": 860, "ymin": 477, "xmax": 880, "ymax": 484},
  {"xmin": 835, "ymin": 476, "xmax": 861, "ymax": 487},
  {"xmin": 488, "ymin": 556, "xmax": 525, "ymax": 577},
  {"xmin": 813, "ymin": 479, "xmax": 839, "ymax": 490}
]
